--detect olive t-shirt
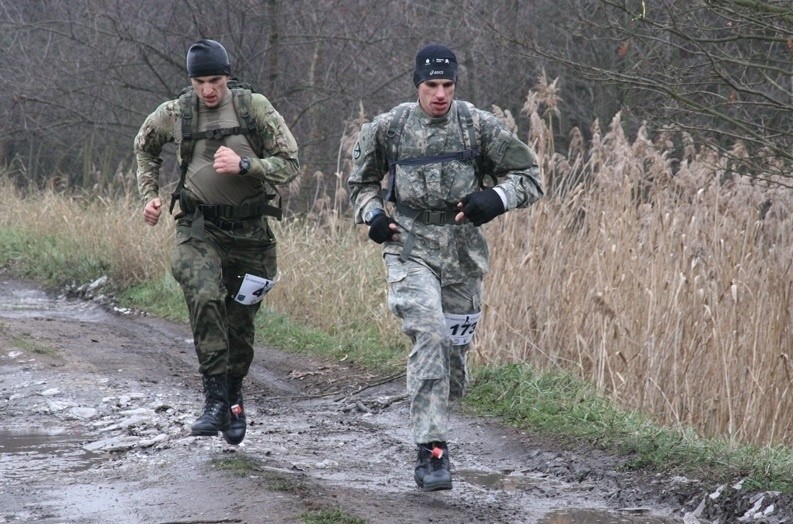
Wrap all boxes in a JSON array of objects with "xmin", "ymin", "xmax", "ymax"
[{"xmin": 185, "ymin": 91, "xmax": 259, "ymax": 205}]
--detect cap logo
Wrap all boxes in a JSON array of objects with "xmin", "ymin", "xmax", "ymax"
[{"xmin": 413, "ymin": 44, "xmax": 458, "ymax": 86}]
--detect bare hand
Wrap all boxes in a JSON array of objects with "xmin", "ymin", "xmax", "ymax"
[
  {"xmin": 386, "ymin": 221, "xmax": 400, "ymax": 242},
  {"xmin": 455, "ymin": 202, "xmax": 466, "ymax": 224},
  {"xmin": 143, "ymin": 197, "xmax": 162, "ymax": 226},
  {"xmin": 213, "ymin": 145, "xmax": 242, "ymax": 175}
]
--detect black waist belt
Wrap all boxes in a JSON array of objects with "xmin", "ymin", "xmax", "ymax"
[
  {"xmin": 396, "ymin": 203, "xmax": 458, "ymax": 225},
  {"xmin": 195, "ymin": 202, "xmax": 282, "ymax": 222},
  {"xmin": 179, "ymin": 191, "xmax": 282, "ymax": 239},
  {"xmin": 180, "ymin": 191, "xmax": 282, "ymax": 222},
  {"xmin": 395, "ymin": 202, "xmax": 463, "ymax": 262}
]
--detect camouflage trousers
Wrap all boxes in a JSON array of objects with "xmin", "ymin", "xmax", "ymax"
[
  {"xmin": 384, "ymin": 254, "xmax": 482, "ymax": 444},
  {"xmin": 171, "ymin": 215, "xmax": 277, "ymax": 378}
]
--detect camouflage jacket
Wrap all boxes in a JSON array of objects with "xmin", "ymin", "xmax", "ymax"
[
  {"xmin": 134, "ymin": 89, "xmax": 299, "ymax": 205},
  {"xmin": 348, "ymin": 100, "xmax": 542, "ymax": 283}
]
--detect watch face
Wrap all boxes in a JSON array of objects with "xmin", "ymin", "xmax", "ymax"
[{"xmin": 365, "ymin": 209, "xmax": 382, "ymax": 225}]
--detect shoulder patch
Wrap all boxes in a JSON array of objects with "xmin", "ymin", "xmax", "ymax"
[{"xmin": 353, "ymin": 122, "xmax": 377, "ymax": 162}]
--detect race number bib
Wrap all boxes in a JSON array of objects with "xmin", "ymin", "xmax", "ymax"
[
  {"xmin": 234, "ymin": 273, "xmax": 276, "ymax": 305},
  {"xmin": 444, "ymin": 311, "xmax": 482, "ymax": 346}
]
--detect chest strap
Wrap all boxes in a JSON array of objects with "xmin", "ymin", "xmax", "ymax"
[{"xmin": 189, "ymin": 126, "xmax": 249, "ymax": 141}]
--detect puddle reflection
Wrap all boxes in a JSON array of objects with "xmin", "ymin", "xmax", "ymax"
[
  {"xmin": 539, "ymin": 508, "xmax": 677, "ymax": 523},
  {"xmin": 0, "ymin": 427, "xmax": 104, "ymax": 479}
]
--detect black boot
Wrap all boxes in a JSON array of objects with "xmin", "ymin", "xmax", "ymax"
[
  {"xmin": 222, "ymin": 375, "xmax": 246, "ymax": 445},
  {"xmin": 190, "ymin": 373, "xmax": 230, "ymax": 436},
  {"xmin": 414, "ymin": 441, "xmax": 452, "ymax": 491}
]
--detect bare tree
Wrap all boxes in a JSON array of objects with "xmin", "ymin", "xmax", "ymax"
[
  {"xmin": 495, "ymin": 0, "xmax": 793, "ymax": 183},
  {"xmin": 13, "ymin": 0, "xmax": 779, "ymax": 206},
  {"xmin": 0, "ymin": 1, "xmax": 543, "ymax": 195}
]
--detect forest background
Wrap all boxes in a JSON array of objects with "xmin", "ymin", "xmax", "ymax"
[{"xmin": 0, "ymin": 0, "xmax": 792, "ymax": 455}]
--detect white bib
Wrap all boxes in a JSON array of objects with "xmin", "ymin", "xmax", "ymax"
[
  {"xmin": 234, "ymin": 273, "xmax": 276, "ymax": 305},
  {"xmin": 444, "ymin": 311, "xmax": 482, "ymax": 346}
]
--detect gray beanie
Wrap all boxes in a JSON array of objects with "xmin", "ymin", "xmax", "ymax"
[
  {"xmin": 186, "ymin": 39, "xmax": 231, "ymax": 78},
  {"xmin": 413, "ymin": 44, "xmax": 458, "ymax": 87}
]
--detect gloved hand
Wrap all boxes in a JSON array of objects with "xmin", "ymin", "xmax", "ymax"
[
  {"xmin": 459, "ymin": 188, "xmax": 506, "ymax": 226},
  {"xmin": 368, "ymin": 213, "xmax": 397, "ymax": 244}
]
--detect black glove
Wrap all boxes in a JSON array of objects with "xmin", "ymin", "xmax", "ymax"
[
  {"xmin": 368, "ymin": 213, "xmax": 396, "ymax": 244},
  {"xmin": 460, "ymin": 188, "xmax": 506, "ymax": 226}
]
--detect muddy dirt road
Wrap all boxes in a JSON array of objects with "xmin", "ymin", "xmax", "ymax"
[{"xmin": 0, "ymin": 275, "xmax": 783, "ymax": 523}]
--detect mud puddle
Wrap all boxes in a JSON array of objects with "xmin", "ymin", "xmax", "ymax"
[
  {"xmin": 539, "ymin": 508, "xmax": 672, "ymax": 523},
  {"xmin": 0, "ymin": 427, "xmax": 104, "ymax": 479},
  {"xmin": 0, "ymin": 284, "xmax": 106, "ymax": 321}
]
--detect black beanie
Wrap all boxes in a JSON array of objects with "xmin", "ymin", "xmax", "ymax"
[
  {"xmin": 413, "ymin": 44, "xmax": 458, "ymax": 87},
  {"xmin": 186, "ymin": 39, "xmax": 231, "ymax": 78}
]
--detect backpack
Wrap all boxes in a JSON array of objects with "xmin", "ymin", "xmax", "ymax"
[
  {"xmin": 169, "ymin": 79, "xmax": 281, "ymax": 219},
  {"xmin": 382, "ymin": 101, "xmax": 496, "ymax": 203}
]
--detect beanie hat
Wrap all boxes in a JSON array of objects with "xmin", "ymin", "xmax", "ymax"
[
  {"xmin": 413, "ymin": 44, "xmax": 458, "ymax": 87},
  {"xmin": 186, "ymin": 39, "xmax": 231, "ymax": 78}
]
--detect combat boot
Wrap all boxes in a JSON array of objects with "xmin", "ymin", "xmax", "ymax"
[
  {"xmin": 190, "ymin": 373, "xmax": 230, "ymax": 436},
  {"xmin": 222, "ymin": 375, "xmax": 246, "ymax": 445},
  {"xmin": 414, "ymin": 441, "xmax": 452, "ymax": 491}
]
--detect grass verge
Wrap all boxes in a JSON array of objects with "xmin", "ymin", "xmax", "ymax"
[
  {"xmin": 465, "ymin": 363, "xmax": 793, "ymax": 492},
  {"xmin": 301, "ymin": 509, "xmax": 366, "ymax": 524}
]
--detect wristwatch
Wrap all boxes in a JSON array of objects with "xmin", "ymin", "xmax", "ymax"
[
  {"xmin": 238, "ymin": 156, "xmax": 251, "ymax": 175},
  {"xmin": 364, "ymin": 208, "xmax": 385, "ymax": 226}
]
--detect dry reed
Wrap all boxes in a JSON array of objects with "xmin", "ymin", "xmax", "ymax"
[{"xmin": 482, "ymin": 85, "xmax": 793, "ymax": 447}]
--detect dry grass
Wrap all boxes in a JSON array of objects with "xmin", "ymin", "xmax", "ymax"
[
  {"xmin": 268, "ymin": 211, "xmax": 401, "ymax": 344},
  {"xmin": 0, "ymin": 177, "xmax": 172, "ymax": 286},
  {"xmin": 1, "ymin": 82, "xmax": 791, "ymax": 447}
]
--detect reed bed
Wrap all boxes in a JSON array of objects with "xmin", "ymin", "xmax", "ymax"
[{"xmin": 482, "ymin": 110, "xmax": 793, "ymax": 447}]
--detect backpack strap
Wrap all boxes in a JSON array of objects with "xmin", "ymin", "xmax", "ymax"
[
  {"xmin": 171, "ymin": 88, "xmax": 199, "ymax": 214},
  {"xmin": 456, "ymin": 102, "xmax": 496, "ymax": 188},
  {"xmin": 383, "ymin": 104, "xmax": 411, "ymax": 203},
  {"xmin": 232, "ymin": 87, "xmax": 283, "ymax": 216},
  {"xmin": 456, "ymin": 102, "xmax": 477, "ymax": 155},
  {"xmin": 231, "ymin": 88, "xmax": 264, "ymax": 159}
]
